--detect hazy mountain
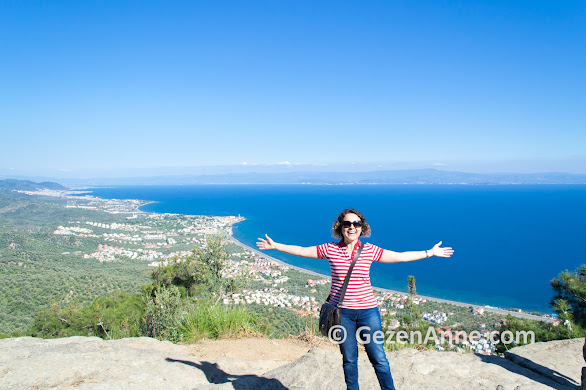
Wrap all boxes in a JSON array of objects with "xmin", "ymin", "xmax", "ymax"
[
  {"xmin": 43, "ymin": 169, "xmax": 586, "ymax": 186},
  {"xmin": 0, "ymin": 179, "xmax": 69, "ymax": 191}
]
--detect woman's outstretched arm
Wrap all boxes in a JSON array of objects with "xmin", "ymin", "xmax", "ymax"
[
  {"xmin": 379, "ymin": 241, "xmax": 453, "ymax": 263},
  {"xmin": 256, "ymin": 234, "xmax": 319, "ymax": 259}
]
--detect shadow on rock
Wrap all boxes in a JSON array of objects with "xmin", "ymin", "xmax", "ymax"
[
  {"xmin": 476, "ymin": 353, "xmax": 579, "ymax": 390},
  {"xmin": 165, "ymin": 357, "xmax": 289, "ymax": 390}
]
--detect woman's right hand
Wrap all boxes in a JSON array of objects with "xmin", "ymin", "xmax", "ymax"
[{"xmin": 257, "ymin": 234, "xmax": 276, "ymax": 250}]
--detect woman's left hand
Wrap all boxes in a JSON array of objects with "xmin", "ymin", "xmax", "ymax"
[{"xmin": 431, "ymin": 241, "xmax": 454, "ymax": 258}]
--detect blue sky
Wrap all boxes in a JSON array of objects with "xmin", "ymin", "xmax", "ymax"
[{"xmin": 1, "ymin": 0, "xmax": 585, "ymax": 178}]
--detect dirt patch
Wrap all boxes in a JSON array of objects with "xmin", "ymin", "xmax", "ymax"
[{"xmin": 184, "ymin": 334, "xmax": 339, "ymax": 362}]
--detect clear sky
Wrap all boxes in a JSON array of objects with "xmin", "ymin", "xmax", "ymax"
[{"xmin": 1, "ymin": 0, "xmax": 585, "ymax": 179}]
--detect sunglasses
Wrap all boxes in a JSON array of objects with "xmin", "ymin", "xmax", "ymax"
[{"xmin": 341, "ymin": 220, "xmax": 363, "ymax": 228}]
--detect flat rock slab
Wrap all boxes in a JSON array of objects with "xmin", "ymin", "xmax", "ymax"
[
  {"xmin": 0, "ymin": 336, "xmax": 581, "ymax": 389},
  {"xmin": 267, "ymin": 347, "xmax": 577, "ymax": 390},
  {"xmin": 505, "ymin": 338, "xmax": 583, "ymax": 389},
  {"xmin": 0, "ymin": 336, "xmax": 285, "ymax": 390}
]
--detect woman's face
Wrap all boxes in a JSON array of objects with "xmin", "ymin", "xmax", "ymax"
[{"xmin": 341, "ymin": 213, "xmax": 362, "ymax": 244}]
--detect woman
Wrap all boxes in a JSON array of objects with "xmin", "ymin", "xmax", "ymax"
[{"xmin": 256, "ymin": 208, "xmax": 454, "ymax": 390}]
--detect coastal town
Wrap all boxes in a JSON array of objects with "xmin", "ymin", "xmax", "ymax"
[{"xmin": 17, "ymin": 188, "xmax": 558, "ymax": 355}]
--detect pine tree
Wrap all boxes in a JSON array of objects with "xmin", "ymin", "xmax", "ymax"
[
  {"xmin": 403, "ymin": 275, "xmax": 421, "ymax": 328},
  {"xmin": 551, "ymin": 265, "xmax": 586, "ymax": 327}
]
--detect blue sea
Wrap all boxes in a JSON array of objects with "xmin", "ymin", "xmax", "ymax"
[{"xmin": 85, "ymin": 185, "xmax": 586, "ymax": 313}]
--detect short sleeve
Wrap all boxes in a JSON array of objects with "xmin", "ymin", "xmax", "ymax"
[
  {"xmin": 316, "ymin": 243, "xmax": 329, "ymax": 259},
  {"xmin": 371, "ymin": 243, "xmax": 384, "ymax": 262}
]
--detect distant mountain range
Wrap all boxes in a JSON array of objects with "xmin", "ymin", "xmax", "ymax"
[
  {"xmin": 36, "ymin": 169, "xmax": 586, "ymax": 186},
  {"xmin": 0, "ymin": 179, "xmax": 68, "ymax": 191},
  {"xmin": 166, "ymin": 169, "xmax": 586, "ymax": 185},
  {"xmin": 3, "ymin": 169, "xmax": 586, "ymax": 186}
]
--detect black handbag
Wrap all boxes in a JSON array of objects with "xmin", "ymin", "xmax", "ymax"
[{"xmin": 319, "ymin": 244, "xmax": 363, "ymax": 341}]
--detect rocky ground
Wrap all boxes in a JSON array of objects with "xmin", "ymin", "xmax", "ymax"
[{"xmin": 0, "ymin": 336, "xmax": 582, "ymax": 389}]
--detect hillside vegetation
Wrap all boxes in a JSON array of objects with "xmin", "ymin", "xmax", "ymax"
[
  {"xmin": 1, "ymin": 187, "xmax": 584, "ymax": 357},
  {"xmin": 0, "ymin": 190, "xmax": 151, "ymax": 334}
]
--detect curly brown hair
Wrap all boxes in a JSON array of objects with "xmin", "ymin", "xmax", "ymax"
[{"xmin": 331, "ymin": 208, "xmax": 371, "ymax": 239}]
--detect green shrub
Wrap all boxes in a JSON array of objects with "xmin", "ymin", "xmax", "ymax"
[
  {"xmin": 88, "ymin": 291, "xmax": 145, "ymax": 339},
  {"xmin": 494, "ymin": 314, "xmax": 586, "ymax": 354},
  {"xmin": 246, "ymin": 304, "xmax": 317, "ymax": 338},
  {"xmin": 29, "ymin": 290, "xmax": 145, "ymax": 339},
  {"xmin": 143, "ymin": 285, "xmax": 183, "ymax": 342},
  {"xmin": 180, "ymin": 302, "xmax": 259, "ymax": 343}
]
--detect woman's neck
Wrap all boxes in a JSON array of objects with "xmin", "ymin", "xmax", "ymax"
[{"xmin": 344, "ymin": 238, "xmax": 359, "ymax": 254}]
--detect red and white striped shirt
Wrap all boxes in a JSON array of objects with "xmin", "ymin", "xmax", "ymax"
[{"xmin": 317, "ymin": 239, "xmax": 383, "ymax": 309}]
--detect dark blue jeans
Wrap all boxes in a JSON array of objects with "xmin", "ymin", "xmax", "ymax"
[{"xmin": 339, "ymin": 307, "xmax": 396, "ymax": 390}]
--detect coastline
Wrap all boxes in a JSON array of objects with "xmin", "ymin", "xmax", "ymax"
[
  {"xmin": 226, "ymin": 231, "xmax": 555, "ymax": 324},
  {"xmin": 71, "ymin": 187, "xmax": 555, "ymax": 324},
  {"xmin": 225, "ymin": 233, "xmax": 329, "ymax": 279}
]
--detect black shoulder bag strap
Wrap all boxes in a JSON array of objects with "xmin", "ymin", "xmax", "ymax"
[{"xmin": 337, "ymin": 244, "xmax": 364, "ymax": 307}]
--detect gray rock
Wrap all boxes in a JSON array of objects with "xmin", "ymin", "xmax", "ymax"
[
  {"xmin": 0, "ymin": 336, "xmax": 209, "ymax": 389},
  {"xmin": 0, "ymin": 336, "xmax": 288, "ymax": 390},
  {"xmin": 0, "ymin": 336, "xmax": 582, "ymax": 389},
  {"xmin": 505, "ymin": 338, "xmax": 583, "ymax": 389},
  {"xmin": 266, "ymin": 347, "xmax": 576, "ymax": 390}
]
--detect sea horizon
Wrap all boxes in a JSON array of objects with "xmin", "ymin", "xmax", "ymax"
[{"xmin": 83, "ymin": 184, "xmax": 586, "ymax": 314}]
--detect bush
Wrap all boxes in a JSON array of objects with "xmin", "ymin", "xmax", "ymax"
[
  {"xmin": 494, "ymin": 314, "xmax": 586, "ymax": 354},
  {"xmin": 143, "ymin": 285, "xmax": 183, "ymax": 342},
  {"xmin": 246, "ymin": 304, "xmax": 318, "ymax": 338},
  {"xmin": 179, "ymin": 302, "xmax": 259, "ymax": 343},
  {"xmin": 88, "ymin": 291, "xmax": 145, "ymax": 339},
  {"xmin": 29, "ymin": 290, "xmax": 145, "ymax": 339},
  {"xmin": 150, "ymin": 235, "xmax": 231, "ymax": 298}
]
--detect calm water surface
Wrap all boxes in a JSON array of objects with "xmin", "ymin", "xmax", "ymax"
[{"xmin": 86, "ymin": 185, "xmax": 586, "ymax": 313}]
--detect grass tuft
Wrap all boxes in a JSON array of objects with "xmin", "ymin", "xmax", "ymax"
[{"xmin": 180, "ymin": 303, "xmax": 259, "ymax": 343}]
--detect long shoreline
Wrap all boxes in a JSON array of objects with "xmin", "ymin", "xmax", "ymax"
[
  {"xmin": 226, "ymin": 233, "xmax": 329, "ymax": 279},
  {"xmin": 77, "ymin": 188, "xmax": 555, "ymax": 324},
  {"xmin": 227, "ymin": 233, "xmax": 555, "ymax": 324}
]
